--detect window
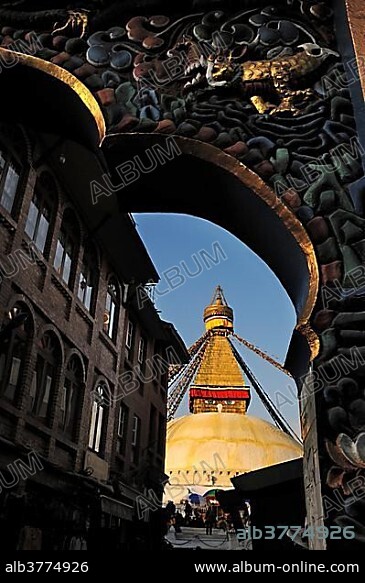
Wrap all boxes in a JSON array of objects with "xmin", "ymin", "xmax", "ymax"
[
  {"xmin": 0, "ymin": 148, "xmax": 20, "ymax": 214},
  {"xmin": 131, "ymin": 414, "xmax": 139, "ymax": 446},
  {"xmin": 138, "ymin": 337, "xmax": 146, "ymax": 365},
  {"xmin": 148, "ymin": 404, "xmax": 156, "ymax": 445},
  {"xmin": 0, "ymin": 305, "xmax": 32, "ymax": 402},
  {"xmin": 25, "ymin": 173, "xmax": 55, "ymax": 255},
  {"xmin": 131, "ymin": 414, "xmax": 140, "ymax": 464},
  {"xmin": 126, "ymin": 321, "xmax": 133, "ymax": 349},
  {"xmin": 54, "ymin": 210, "xmax": 78, "ymax": 287},
  {"xmin": 153, "ymin": 341, "xmax": 164, "ymax": 384},
  {"xmin": 78, "ymin": 243, "xmax": 98, "ymax": 313},
  {"xmin": 29, "ymin": 332, "xmax": 60, "ymax": 421},
  {"xmin": 136, "ymin": 337, "xmax": 147, "ymax": 385},
  {"xmin": 125, "ymin": 320, "xmax": 134, "ymax": 359},
  {"xmin": 117, "ymin": 403, "xmax": 129, "ymax": 455},
  {"xmin": 59, "ymin": 356, "xmax": 83, "ymax": 439},
  {"xmin": 104, "ymin": 279, "xmax": 119, "ymax": 340},
  {"xmin": 88, "ymin": 383, "xmax": 108, "ymax": 454}
]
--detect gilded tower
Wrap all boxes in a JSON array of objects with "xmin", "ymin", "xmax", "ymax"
[
  {"xmin": 189, "ymin": 287, "xmax": 250, "ymax": 415},
  {"xmin": 165, "ymin": 287, "xmax": 302, "ymax": 503}
]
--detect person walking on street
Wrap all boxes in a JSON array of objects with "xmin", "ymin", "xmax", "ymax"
[{"xmin": 205, "ymin": 507, "xmax": 215, "ymax": 535}]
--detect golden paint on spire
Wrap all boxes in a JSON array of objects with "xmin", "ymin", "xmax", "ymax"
[
  {"xmin": 194, "ymin": 334, "xmax": 246, "ymax": 388},
  {"xmin": 203, "ymin": 285, "xmax": 234, "ymax": 331},
  {"xmin": 190, "ymin": 287, "xmax": 250, "ymax": 415}
]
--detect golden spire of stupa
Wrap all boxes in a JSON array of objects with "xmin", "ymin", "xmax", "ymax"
[
  {"xmin": 189, "ymin": 286, "xmax": 250, "ymax": 415},
  {"xmin": 203, "ymin": 285, "xmax": 234, "ymax": 332}
]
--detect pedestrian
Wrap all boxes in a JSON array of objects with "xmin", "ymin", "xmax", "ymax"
[
  {"xmin": 174, "ymin": 511, "xmax": 184, "ymax": 533},
  {"xmin": 184, "ymin": 500, "xmax": 193, "ymax": 525},
  {"xmin": 205, "ymin": 506, "xmax": 215, "ymax": 535},
  {"xmin": 165, "ymin": 500, "xmax": 176, "ymax": 519}
]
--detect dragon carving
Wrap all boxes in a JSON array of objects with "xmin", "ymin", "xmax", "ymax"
[
  {"xmin": 201, "ymin": 43, "xmax": 338, "ymax": 115},
  {"xmin": 53, "ymin": 10, "xmax": 89, "ymax": 38}
]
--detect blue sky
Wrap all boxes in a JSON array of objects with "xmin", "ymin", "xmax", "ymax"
[{"xmin": 134, "ymin": 213, "xmax": 301, "ymax": 435}]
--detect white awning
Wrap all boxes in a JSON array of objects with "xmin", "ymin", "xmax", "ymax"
[
  {"xmin": 188, "ymin": 485, "xmax": 234, "ymax": 497},
  {"xmin": 100, "ymin": 495, "xmax": 134, "ymax": 521}
]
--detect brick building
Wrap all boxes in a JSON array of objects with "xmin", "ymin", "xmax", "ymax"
[{"xmin": 0, "ymin": 122, "xmax": 187, "ymax": 551}]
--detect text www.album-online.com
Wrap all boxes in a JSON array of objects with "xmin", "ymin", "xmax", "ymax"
[{"xmin": 194, "ymin": 561, "xmax": 359, "ymax": 574}]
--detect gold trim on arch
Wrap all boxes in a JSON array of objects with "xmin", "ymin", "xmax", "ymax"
[
  {"xmin": 345, "ymin": 0, "xmax": 365, "ymax": 100},
  {"xmin": 0, "ymin": 47, "xmax": 106, "ymax": 144},
  {"xmin": 168, "ymin": 137, "xmax": 320, "ymax": 360}
]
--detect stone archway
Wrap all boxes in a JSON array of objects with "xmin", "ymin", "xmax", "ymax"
[{"xmin": 0, "ymin": 0, "xmax": 364, "ymax": 549}]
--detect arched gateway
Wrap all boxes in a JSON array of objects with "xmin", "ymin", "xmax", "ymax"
[{"xmin": 0, "ymin": 0, "xmax": 364, "ymax": 549}]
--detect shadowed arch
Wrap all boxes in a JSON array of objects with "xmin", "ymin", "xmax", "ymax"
[
  {"xmin": 36, "ymin": 324, "xmax": 65, "ymax": 364},
  {"xmin": 65, "ymin": 349, "xmax": 86, "ymax": 382},
  {"xmin": 6, "ymin": 294, "xmax": 36, "ymax": 331},
  {"xmin": 0, "ymin": 50, "xmax": 319, "ymax": 376},
  {"xmin": 0, "ymin": 48, "xmax": 105, "ymax": 150}
]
